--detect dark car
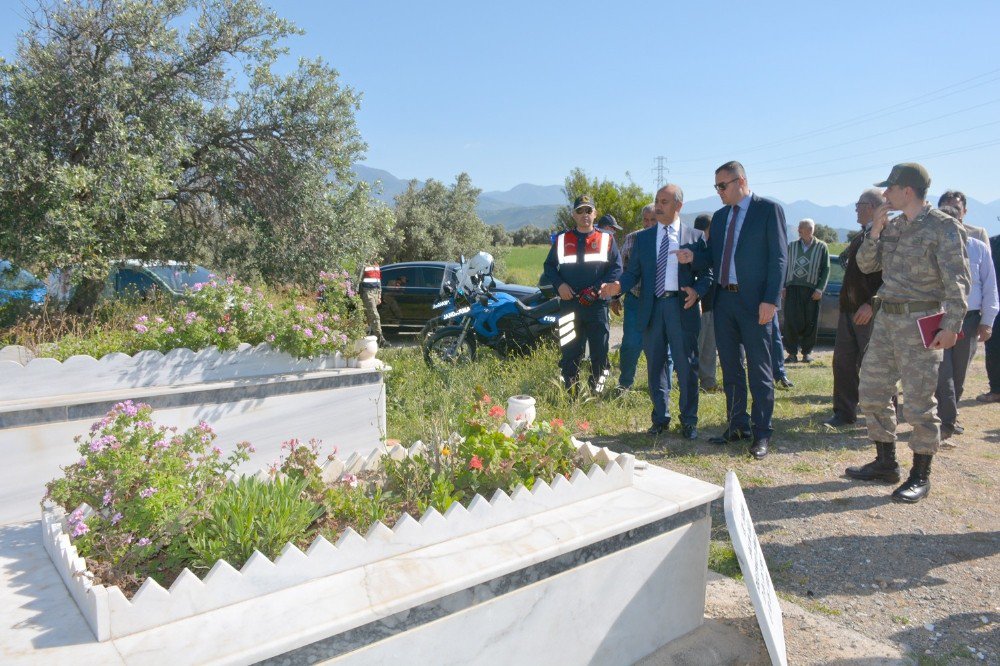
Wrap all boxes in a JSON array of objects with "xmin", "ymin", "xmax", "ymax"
[
  {"xmin": 47, "ymin": 261, "xmax": 215, "ymax": 302},
  {"xmin": 816, "ymin": 255, "xmax": 846, "ymax": 339},
  {"xmin": 378, "ymin": 261, "xmax": 545, "ymax": 332}
]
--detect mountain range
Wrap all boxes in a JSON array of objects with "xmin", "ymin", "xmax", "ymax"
[{"xmin": 353, "ymin": 165, "xmax": 1000, "ymax": 239}]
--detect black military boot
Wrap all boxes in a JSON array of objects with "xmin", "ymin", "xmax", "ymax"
[
  {"xmin": 891, "ymin": 454, "xmax": 932, "ymax": 503},
  {"xmin": 845, "ymin": 442, "xmax": 901, "ymax": 483}
]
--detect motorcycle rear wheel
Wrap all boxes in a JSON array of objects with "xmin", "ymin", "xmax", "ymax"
[{"xmin": 423, "ymin": 326, "xmax": 476, "ymax": 368}]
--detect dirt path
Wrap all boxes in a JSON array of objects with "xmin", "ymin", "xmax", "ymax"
[{"xmin": 614, "ymin": 346, "xmax": 998, "ymax": 664}]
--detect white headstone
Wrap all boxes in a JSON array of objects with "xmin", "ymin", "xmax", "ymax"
[{"xmin": 723, "ymin": 471, "xmax": 788, "ymax": 666}]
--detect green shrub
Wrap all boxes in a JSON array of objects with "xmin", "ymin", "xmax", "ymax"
[
  {"xmin": 186, "ymin": 476, "xmax": 324, "ymax": 571},
  {"xmin": 45, "ymin": 401, "xmax": 253, "ymax": 588}
]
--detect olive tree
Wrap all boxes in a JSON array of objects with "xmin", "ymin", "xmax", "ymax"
[{"xmin": 0, "ymin": 0, "xmax": 389, "ymax": 311}]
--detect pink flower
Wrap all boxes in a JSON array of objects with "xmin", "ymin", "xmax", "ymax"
[
  {"xmin": 240, "ymin": 302, "xmax": 250, "ymax": 312},
  {"xmin": 304, "ymin": 328, "xmax": 314, "ymax": 338},
  {"xmin": 488, "ymin": 405, "xmax": 505, "ymax": 419},
  {"xmin": 342, "ymin": 473, "xmax": 359, "ymax": 488},
  {"xmin": 184, "ymin": 311, "xmax": 197, "ymax": 325},
  {"xmin": 134, "ymin": 324, "xmax": 148, "ymax": 333},
  {"xmin": 226, "ymin": 276, "xmax": 235, "ymax": 285},
  {"xmin": 217, "ymin": 326, "xmax": 227, "ymax": 334},
  {"xmin": 165, "ymin": 326, "xmax": 175, "ymax": 334},
  {"xmin": 577, "ymin": 420, "xmax": 591, "ymax": 432},
  {"xmin": 102, "ymin": 490, "xmax": 113, "ymax": 506},
  {"xmin": 212, "ymin": 445, "xmax": 222, "ymax": 455},
  {"xmin": 155, "ymin": 317, "xmax": 164, "ymax": 324},
  {"xmin": 137, "ymin": 537, "xmax": 152, "ymax": 547},
  {"xmin": 77, "ymin": 457, "xmax": 88, "ymax": 467},
  {"xmin": 72, "ymin": 521, "xmax": 89, "ymax": 537},
  {"xmin": 295, "ymin": 304, "xmax": 305, "ymax": 312},
  {"xmin": 136, "ymin": 315, "xmax": 148, "ymax": 324},
  {"xmin": 267, "ymin": 334, "xmax": 276, "ymax": 342},
  {"xmin": 243, "ymin": 286, "xmax": 252, "ymax": 295},
  {"xmin": 481, "ymin": 394, "xmax": 492, "ymax": 404},
  {"xmin": 154, "ymin": 439, "xmax": 169, "ymax": 449},
  {"xmin": 469, "ymin": 455, "xmax": 483, "ymax": 471},
  {"xmin": 111, "ymin": 512, "xmax": 123, "ymax": 525},
  {"xmin": 139, "ymin": 487, "xmax": 157, "ymax": 499},
  {"xmin": 551, "ymin": 418, "xmax": 564, "ymax": 429}
]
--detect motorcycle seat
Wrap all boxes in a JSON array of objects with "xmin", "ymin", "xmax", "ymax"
[{"xmin": 514, "ymin": 297, "xmax": 561, "ymax": 318}]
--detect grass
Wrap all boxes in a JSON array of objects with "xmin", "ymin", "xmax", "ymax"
[
  {"xmin": 708, "ymin": 540, "xmax": 742, "ymax": 580},
  {"xmin": 498, "ymin": 244, "xmax": 549, "ymax": 287}
]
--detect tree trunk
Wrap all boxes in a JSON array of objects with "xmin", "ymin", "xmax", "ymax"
[{"xmin": 65, "ymin": 277, "xmax": 106, "ymax": 315}]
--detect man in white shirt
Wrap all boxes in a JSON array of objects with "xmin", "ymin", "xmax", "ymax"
[{"xmin": 935, "ymin": 205, "xmax": 997, "ymax": 440}]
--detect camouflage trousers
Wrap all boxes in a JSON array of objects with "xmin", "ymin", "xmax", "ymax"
[
  {"xmin": 859, "ymin": 310, "xmax": 943, "ymax": 454},
  {"xmin": 361, "ymin": 288, "xmax": 383, "ymax": 340}
]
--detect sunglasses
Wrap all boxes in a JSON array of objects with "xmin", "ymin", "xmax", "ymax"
[
  {"xmin": 574, "ymin": 207, "xmax": 594, "ymax": 214},
  {"xmin": 714, "ymin": 177, "xmax": 739, "ymax": 192}
]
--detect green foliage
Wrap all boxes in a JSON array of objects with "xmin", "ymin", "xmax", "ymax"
[
  {"xmin": 45, "ymin": 401, "xmax": 252, "ymax": 587},
  {"xmin": 812, "ymin": 223, "xmax": 840, "ymax": 244},
  {"xmin": 11, "ymin": 273, "xmax": 365, "ymax": 360},
  {"xmin": 385, "ymin": 174, "xmax": 495, "ymax": 264},
  {"xmin": 557, "ymin": 168, "xmax": 653, "ymax": 234},
  {"xmin": 186, "ymin": 476, "xmax": 323, "ymax": 571},
  {"xmin": 489, "ymin": 224, "xmax": 513, "ymax": 247},
  {"xmin": 495, "ymin": 244, "xmax": 549, "ymax": 286},
  {"xmin": 0, "ymin": 0, "xmax": 389, "ymax": 308},
  {"xmin": 511, "ymin": 225, "xmax": 552, "ymax": 246}
]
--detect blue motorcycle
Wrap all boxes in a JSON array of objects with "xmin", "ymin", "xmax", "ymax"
[{"xmin": 422, "ymin": 256, "xmax": 560, "ymax": 367}]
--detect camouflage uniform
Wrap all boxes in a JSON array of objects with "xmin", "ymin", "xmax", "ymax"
[{"xmin": 857, "ymin": 205, "xmax": 971, "ymax": 454}]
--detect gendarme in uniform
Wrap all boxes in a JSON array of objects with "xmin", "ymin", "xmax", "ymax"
[
  {"xmin": 543, "ymin": 194, "xmax": 623, "ymax": 393},
  {"xmin": 850, "ymin": 163, "xmax": 971, "ymax": 503}
]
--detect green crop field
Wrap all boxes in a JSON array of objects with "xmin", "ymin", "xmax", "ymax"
[{"xmin": 499, "ymin": 244, "xmax": 549, "ymax": 286}]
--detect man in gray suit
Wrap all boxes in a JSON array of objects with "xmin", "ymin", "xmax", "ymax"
[{"xmin": 600, "ymin": 184, "xmax": 713, "ymax": 438}]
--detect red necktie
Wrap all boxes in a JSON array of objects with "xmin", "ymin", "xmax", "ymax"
[{"xmin": 720, "ymin": 205, "xmax": 740, "ymax": 286}]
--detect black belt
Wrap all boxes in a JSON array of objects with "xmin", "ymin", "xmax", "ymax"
[
  {"xmin": 657, "ymin": 291, "xmax": 680, "ymax": 299},
  {"xmin": 720, "ymin": 284, "xmax": 739, "ymax": 292}
]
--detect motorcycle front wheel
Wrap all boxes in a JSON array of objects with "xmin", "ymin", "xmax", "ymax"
[{"xmin": 423, "ymin": 326, "xmax": 476, "ymax": 368}]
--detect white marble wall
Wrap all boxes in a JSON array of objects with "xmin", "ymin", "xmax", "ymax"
[{"xmin": 0, "ymin": 343, "xmax": 356, "ymax": 403}]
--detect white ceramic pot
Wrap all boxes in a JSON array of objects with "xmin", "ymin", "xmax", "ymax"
[
  {"xmin": 506, "ymin": 395, "xmax": 536, "ymax": 429},
  {"xmin": 354, "ymin": 335, "xmax": 379, "ymax": 361}
]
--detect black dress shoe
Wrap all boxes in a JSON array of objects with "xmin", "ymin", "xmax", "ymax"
[
  {"xmin": 824, "ymin": 415, "xmax": 856, "ymax": 429},
  {"xmin": 681, "ymin": 425, "xmax": 698, "ymax": 440},
  {"xmin": 802, "ymin": 353, "xmax": 814, "ymax": 363},
  {"xmin": 784, "ymin": 354, "xmax": 798, "ymax": 363},
  {"xmin": 749, "ymin": 437, "xmax": 769, "ymax": 459},
  {"xmin": 646, "ymin": 422, "xmax": 669, "ymax": 435},
  {"xmin": 709, "ymin": 428, "xmax": 749, "ymax": 444},
  {"xmin": 776, "ymin": 376, "xmax": 794, "ymax": 389}
]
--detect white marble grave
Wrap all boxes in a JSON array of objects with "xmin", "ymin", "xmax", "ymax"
[{"xmin": 1, "ymin": 443, "xmax": 723, "ymax": 665}]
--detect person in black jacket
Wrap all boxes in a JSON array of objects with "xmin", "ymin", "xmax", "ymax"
[
  {"xmin": 824, "ymin": 188, "xmax": 885, "ymax": 428},
  {"xmin": 543, "ymin": 195, "xmax": 622, "ymax": 393}
]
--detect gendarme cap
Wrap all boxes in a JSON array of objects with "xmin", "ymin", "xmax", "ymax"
[
  {"xmin": 874, "ymin": 163, "xmax": 931, "ymax": 191},
  {"xmin": 573, "ymin": 194, "xmax": 595, "ymax": 211}
]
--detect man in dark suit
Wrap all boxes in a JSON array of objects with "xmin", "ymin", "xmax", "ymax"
[
  {"xmin": 600, "ymin": 184, "xmax": 712, "ymax": 438},
  {"xmin": 677, "ymin": 161, "xmax": 787, "ymax": 459}
]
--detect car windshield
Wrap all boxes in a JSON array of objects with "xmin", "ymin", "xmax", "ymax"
[
  {"xmin": 145, "ymin": 265, "xmax": 214, "ymax": 293},
  {"xmin": 0, "ymin": 262, "xmax": 43, "ymax": 290},
  {"xmin": 829, "ymin": 257, "xmax": 845, "ymax": 284}
]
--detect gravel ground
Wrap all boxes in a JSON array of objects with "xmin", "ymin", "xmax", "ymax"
[{"xmin": 611, "ymin": 342, "xmax": 998, "ymax": 665}]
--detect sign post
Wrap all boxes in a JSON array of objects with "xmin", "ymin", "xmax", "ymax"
[{"xmin": 724, "ymin": 471, "xmax": 788, "ymax": 666}]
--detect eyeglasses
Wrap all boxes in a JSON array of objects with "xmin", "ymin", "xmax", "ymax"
[{"xmin": 714, "ymin": 178, "xmax": 739, "ymax": 192}]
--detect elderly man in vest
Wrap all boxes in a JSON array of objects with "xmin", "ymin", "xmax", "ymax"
[{"xmin": 543, "ymin": 195, "xmax": 623, "ymax": 393}]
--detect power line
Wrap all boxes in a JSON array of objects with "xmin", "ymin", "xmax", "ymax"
[
  {"xmin": 667, "ymin": 67, "xmax": 1000, "ymax": 164},
  {"xmin": 754, "ymin": 136, "xmax": 1000, "ymax": 186}
]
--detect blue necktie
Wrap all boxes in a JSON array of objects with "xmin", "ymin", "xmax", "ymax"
[{"xmin": 655, "ymin": 227, "xmax": 670, "ymax": 297}]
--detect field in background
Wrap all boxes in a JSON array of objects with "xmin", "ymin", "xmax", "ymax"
[{"xmin": 498, "ymin": 244, "xmax": 548, "ymax": 286}]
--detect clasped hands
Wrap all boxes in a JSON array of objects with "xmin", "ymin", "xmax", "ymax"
[{"xmin": 598, "ymin": 281, "xmax": 699, "ymax": 309}]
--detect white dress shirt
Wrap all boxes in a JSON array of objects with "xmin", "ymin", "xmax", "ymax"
[
  {"xmin": 656, "ymin": 219, "xmax": 680, "ymax": 292},
  {"xmin": 723, "ymin": 192, "xmax": 753, "ymax": 284},
  {"xmin": 967, "ymin": 236, "xmax": 999, "ymax": 327}
]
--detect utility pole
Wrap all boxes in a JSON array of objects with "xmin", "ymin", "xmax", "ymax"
[{"xmin": 652, "ymin": 156, "xmax": 669, "ymax": 190}]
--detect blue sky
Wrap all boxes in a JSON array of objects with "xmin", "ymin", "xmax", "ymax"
[{"xmin": 2, "ymin": 0, "xmax": 999, "ymax": 206}]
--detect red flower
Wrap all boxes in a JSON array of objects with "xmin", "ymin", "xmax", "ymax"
[
  {"xmin": 578, "ymin": 420, "xmax": 591, "ymax": 432},
  {"xmin": 469, "ymin": 455, "xmax": 483, "ymax": 471},
  {"xmin": 488, "ymin": 405, "xmax": 505, "ymax": 419},
  {"xmin": 481, "ymin": 394, "xmax": 492, "ymax": 404},
  {"xmin": 550, "ymin": 418, "xmax": 564, "ymax": 429}
]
